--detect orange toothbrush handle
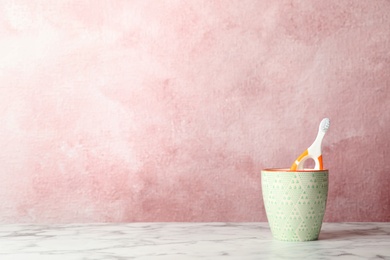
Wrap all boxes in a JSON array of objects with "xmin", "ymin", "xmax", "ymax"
[{"xmin": 290, "ymin": 150, "xmax": 309, "ymax": 170}]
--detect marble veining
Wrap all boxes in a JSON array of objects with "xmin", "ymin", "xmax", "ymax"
[{"xmin": 0, "ymin": 223, "xmax": 389, "ymax": 259}]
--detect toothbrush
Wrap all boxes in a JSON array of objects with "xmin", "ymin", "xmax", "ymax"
[{"xmin": 290, "ymin": 118, "xmax": 330, "ymax": 170}]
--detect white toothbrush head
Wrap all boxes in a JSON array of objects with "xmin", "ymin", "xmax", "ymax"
[{"xmin": 319, "ymin": 118, "xmax": 330, "ymax": 133}]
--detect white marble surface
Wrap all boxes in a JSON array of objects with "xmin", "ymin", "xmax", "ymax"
[{"xmin": 0, "ymin": 222, "xmax": 389, "ymax": 259}]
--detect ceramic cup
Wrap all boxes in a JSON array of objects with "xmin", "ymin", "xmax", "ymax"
[{"xmin": 261, "ymin": 168, "xmax": 329, "ymax": 241}]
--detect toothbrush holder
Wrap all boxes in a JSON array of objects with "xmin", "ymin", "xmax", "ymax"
[{"xmin": 261, "ymin": 168, "xmax": 329, "ymax": 241}]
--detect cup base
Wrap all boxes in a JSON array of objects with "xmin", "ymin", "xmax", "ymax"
[
  {"xmin": 274, "ymin": 237, "xmax": 319, "ymax": 242},
  {"xmin": 272, "ymin": 234, "xmax": 319, "ymax": 242}
]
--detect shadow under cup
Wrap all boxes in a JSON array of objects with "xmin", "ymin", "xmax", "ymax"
[{"xmin": 261, "ymin": 168, "xmax": 329, "ymax": 242}]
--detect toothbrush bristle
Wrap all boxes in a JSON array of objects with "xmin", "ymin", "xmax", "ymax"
[{"xmin": 320, "ymin": 118, "xmax": 330, "ymax": 132}]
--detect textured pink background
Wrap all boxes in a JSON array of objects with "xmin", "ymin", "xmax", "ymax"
[{"xmin": 0, "ymin": 1, "xmax": 389, "ymax": 223}]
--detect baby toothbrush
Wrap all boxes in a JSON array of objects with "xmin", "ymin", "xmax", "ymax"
[{"xmin": 290, "ymin": 118, "xmax": 330, "ymax": 170}]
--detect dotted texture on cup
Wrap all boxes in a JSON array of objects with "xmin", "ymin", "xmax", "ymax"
[{"xmin": 261, "ymin": 171, "xmax": 328, "ymax": 241}]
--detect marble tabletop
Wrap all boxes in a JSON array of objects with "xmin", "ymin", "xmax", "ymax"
[{"xmin": 0, "ymin": 222, "xmax": 389, "ymax": 259}]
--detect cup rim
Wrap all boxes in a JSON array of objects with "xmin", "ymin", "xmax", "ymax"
[{"xmin": 262, "ymin": 168, "xmax": 328, "ymax": 172}]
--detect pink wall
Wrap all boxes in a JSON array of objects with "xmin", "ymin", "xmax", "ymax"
[{"xmin": 0, "ymin": 1, "xmax": 389, "ymax": 223}]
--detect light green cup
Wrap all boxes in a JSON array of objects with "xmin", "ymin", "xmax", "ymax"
[{"xmin": 261, "ymin": 168, "xmax": 329, "ymax": 241}]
